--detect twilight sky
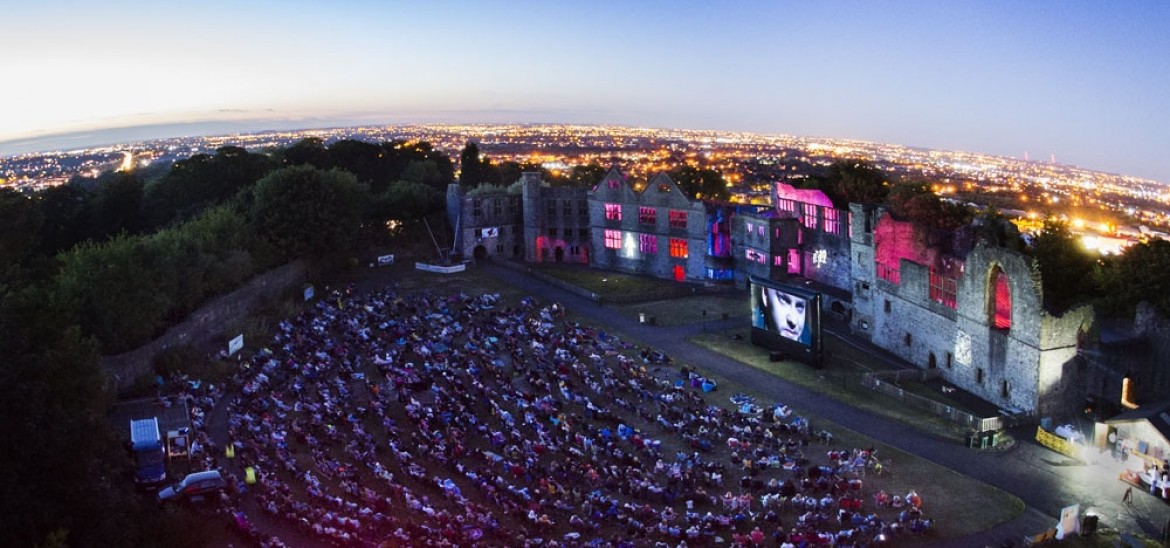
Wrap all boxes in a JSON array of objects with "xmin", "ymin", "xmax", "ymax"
[{"xmin": 3, "ymin": 1, "xmax": 1168, "ymax": 183}]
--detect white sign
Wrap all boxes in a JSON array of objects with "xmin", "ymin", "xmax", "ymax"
[
  {"xmin": 479, "ymin": 227, "xmax": 499, "ymax": 238},
  {"xmin": 228, "ymin": 334, "xmax": 244, "ymax": 356},
  {"xmin": 377, "ymin": 254, "xmax": 395, "ymax": 266},
  {"xmin": 1056, "ymin": 504, "xmax": 1080, "ymax": 539},
  {"xmin": 303, "ymin": 285, "xmax": 315, "ymax": 302},
  {"xmin": 812, "ymin": 249, "xmax": 828, "ymax": 268},
  {"xmin": 954, "ymin": 331, "xmax": 972, "ymax": 366}
]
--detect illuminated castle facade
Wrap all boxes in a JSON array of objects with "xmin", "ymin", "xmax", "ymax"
[{"xmin": 450, "ymin": 170, "xmax": 1097, "ymax": 416}]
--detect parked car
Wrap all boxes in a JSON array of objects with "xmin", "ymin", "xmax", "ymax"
[{"xmin": 157, "ymin": 470, "xmax": 228, "ymax": 503}]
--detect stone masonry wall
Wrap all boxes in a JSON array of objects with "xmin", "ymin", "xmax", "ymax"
[{"xmin": 101, "ymin": 261, "xmax": 308, "ymax": 394}]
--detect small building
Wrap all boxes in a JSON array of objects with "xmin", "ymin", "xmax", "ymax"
[{"xmin": 1104, "ymin": 400, "xmax": 1170, "ymax": 484}]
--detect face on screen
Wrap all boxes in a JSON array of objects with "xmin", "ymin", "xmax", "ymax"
[{"xmin": 763, "ymin": 287, "xmax": 807, "ymax": 341}]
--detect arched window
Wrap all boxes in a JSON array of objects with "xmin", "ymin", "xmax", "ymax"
[{"xmin": 991, "ymin": 267, "xmax": 1012, "ymax": 329}]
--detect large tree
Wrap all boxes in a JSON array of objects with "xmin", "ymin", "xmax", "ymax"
[
  {"xmin": 458, "ymin": 142, "xmax": 499, "ymax": 187},
  {"xmin": 568, "ymin": 163, "xmax": 608, "ymax": 188},
  {"xmin": 820, "ymin": 160, "xmax": 890, "ymax": 205},
  {"xmin": 250, "ymin": 165, "xmax": 365, "ymax": 260},
  {"xmin": 670, "ymin": 165, "xmax": 730, "ymax": 201},
  {"xmin": 886, "ymin": 180, "xmax": 972, "ymax": 232},
  {"xmin": 1031, "ymin": 218, "xmax": 1099, "ymax": 314},
  {"xmin": 89, "ymin": 171, "xmax": 146, "ymax": 240},
  {"xmin": 144, "ymin": 146, "xmax": 273, "ymax": 228},
  {"xmin": 0, "ymin": 188, "xmax": 43, "ymax": 270},
  {"xmin": 1094, "ymin": 238, "xmax": 1170, "ymax": 318}
]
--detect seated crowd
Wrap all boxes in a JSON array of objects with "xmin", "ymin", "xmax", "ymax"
[{"xmin": 214, "ymin": 287, "xmax": 933, "ymax": 547}]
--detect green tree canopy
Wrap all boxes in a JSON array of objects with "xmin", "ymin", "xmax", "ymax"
[
  {"xmin": 89, "ymin": 171, "xmax": 146, "ymax": 240},
  {"xmin": 1094, "ymin": 238, "xmax": 1170, "ymax": 318},
  {"xmin": 250, "ymin": 165, "xmax": 365, "ymax": 260},
  {"xmin": 144, "ymin": 146, "xmax": 274, "ymax": 228},
  {"xmin": 669, "ymin": 165, "xmax": 730, "ymax": 201},
  {"xmin": 973, "ymin": 208, "xmax": 1025, "ymax": 250},
  {"xmin": 886, "ymin": 180, "xmax": 973, "ymax": 231},
  {"xmin": 0, "ymin": 188, "xmax": 43, "ymax": 270},
  {"xmin": 568, "ymin": 163, "xmax": 608, "ymax": 188},
  {"xmin": 373, "ymin": 180, "xmax": 443, "ymax": 222},
  {"xmin": 1031, "ymin": 218, "xmax": 1099, "ymax": 314},
  {"xmin": 815, "ymin": 160, "xmax": 890, "ymax": 205},
  {"xmin": 458, "ymin": 141, "xmax": 500, "ymax": 187},
  {"xmin": 280, "ymin": 137, "xmax": 331, "ymax": 168},
  {"xmin": 34, "ymin": 183, "xmax": 90, "ymax": 257}
]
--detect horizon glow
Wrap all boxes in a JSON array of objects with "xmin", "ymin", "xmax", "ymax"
[{"xmin": 2, "ymin": 1, "xmax": 1169, "ymax": 183}]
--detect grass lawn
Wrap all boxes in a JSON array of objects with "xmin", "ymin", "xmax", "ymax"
[
  {"xmin": 689, "ymin": 327, "xmax": 978, "ymax": 441},
  {"xmin": 611, "ymin": 294, "xmax": 752, "ymax": 326}
]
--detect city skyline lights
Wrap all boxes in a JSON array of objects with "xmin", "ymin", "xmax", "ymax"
[{"xmin": 2, "ymin": 1, "xmax": 1169, "ymax": 184}]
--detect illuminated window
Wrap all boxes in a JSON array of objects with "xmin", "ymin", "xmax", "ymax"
[
  {"xmin": 823, "ymin": 208, "xmax": 842, "ymax": 235},
  {"xmin": 669, "ymin": 210, "xmax": 687, "ymax": 229},
  {"xmin": 658, "ymin": 183, "xmax": 671, "ymax": 192},
  {"xmin": 638, "ymin": 206, "xmax": 657, "ymax": 225},
  {"xmin": 777, "ymin": 198, "xmax": 796, "ymax": 213},
  {"xmin": 604, "ymin": 229, "xmax": 621, "ymax": 249},
  {"xmin": 991, "ymin": 267, "xmax": 1012, "ymax": 329},
  {"xmin": 639, "ymin": 233, "xmax": 658, "ymax": 254},
  {"xmin": 848, "ymin": 212, "xmax": 853, "ymax": 238},
  {"xmin": 746, "ymin": 222, "xmax": 754, "ymax": 237},
  {"xmin": 774, "ymin": 226, "xmax": 782, "ymax": 239},
  {"xmin": 758, "ymin": 225, "xmax": 765, "ymax": 237},
  {"xmin": 669, "ymin": 238, "xmax": 688, "ymax": 258},
  {"xmin": 707, "ymin": 267, "xmax": 733, "ymax": 280},
  {"xmin": 608, "ymin": 178, "xmax": 619, "ymax": 189},
  {"xmin": 877, "ymin": 262, "xmax": 900, "ymax": 284},
  {"xmin": 787, "ymin": 248, "xmax": 801, "ymax": 275},
  {"xmin": 605, "ymin": 203, "xmax": 622, "ymax": 221},
  {"xmin": 773, "ymin": 255, "xmax": 784, "ymax": 267},
  {"xmin": 745, "ymin": 248, "xmax": 766, "ymax": 264},
  {"xmin": 930, "ymin": 270, "xmax": 958, "ymax": 309},
  {"xmin": 802, "ymin": 204, "xmax": 818, "ymax": 229}
]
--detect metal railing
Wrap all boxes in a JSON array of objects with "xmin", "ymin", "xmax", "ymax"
[{"xmin": 861, "ymin": 370, "xmax": 1013, "ymax": 432}]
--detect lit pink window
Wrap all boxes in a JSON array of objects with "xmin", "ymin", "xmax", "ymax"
[
  {"xmin": 802, "ymin": 204, "xmax": 818, "ymax": 229},
  {"xmin": 930, "ymin": 270, "xmax": 957, "ymax": 309},
  {"xmin": 787, "ymin": 249, "xmax": 801, "ymax": 275},
  {"xmin": 605, "ymin": 203, "xmax": 622, "ymax": 221},
  {"xmin": 824, "ymin": 208, "xmax": 841, "ymax": 235},
  {"xmin": 604, "ymin": 229, "xmax": 621, "ymax": 249},
  {"xmin": 639, "ymin": 233, "xmax": 658, "ymax": 254},
  {"xmin": 638, "ymin": 206, "xmax": 657, "ymax": 225},
  {"xmin": 993, "ymin": 268, "xmax": 1012, "ymax": 329}
]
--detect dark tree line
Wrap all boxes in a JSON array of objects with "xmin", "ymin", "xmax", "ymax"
[{"xmin": 0, "ymin": 137, "xmax": 453, "ymax": 546}]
